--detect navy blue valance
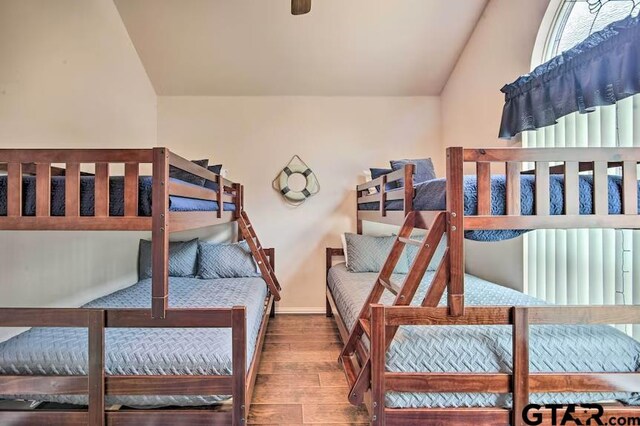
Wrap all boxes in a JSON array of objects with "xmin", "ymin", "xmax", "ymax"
[{"xmin": 499, "ymin": 14, "xmax": 640, "ymax": 139}]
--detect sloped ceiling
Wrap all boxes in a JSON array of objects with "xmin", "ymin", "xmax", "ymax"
[{"xmin": 115, "ymin": 0, "xmax": 487, "ymax": 96}]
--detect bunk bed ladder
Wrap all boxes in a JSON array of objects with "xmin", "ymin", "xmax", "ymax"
[
  {"xmin": 238, "ymin": 211, "xmax": 282, "ymax": 301},
  {"xmin": 339, "ymin": 211, "xmax": 448, "ymax": 406}
]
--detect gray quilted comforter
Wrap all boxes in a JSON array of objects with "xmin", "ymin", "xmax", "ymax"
[
  {"xmin": 0, "ymin": 277, "xmax": 268, "ymax": 407},
  {"xmin": 327, "ymin": 263, "xmax": 640, "ymax": 408}
]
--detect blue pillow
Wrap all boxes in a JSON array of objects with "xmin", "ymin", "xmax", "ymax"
[
  {"xmin": 344, "ymin": 233, "xmax": 409, "ymax": 274},
  {"xmin": 198, "ymin": 241, "xmax": 261, "ymax": 279},
  {"xmin": 390, "ymin": 158, "xmax": 436, "ymax": 185},
  {"xmin": 204, "ymin": 164, "xmax": 223, "ymax": 191},
  {"xmin": 370, "ymin": 168, "xmax": 397, "ymax": 192},
  {"xmin": 169, "ymin": 159, "xmax": 209, "ymax": 186},
  {"xmin": 138, "ymin": 239, "xmax": 198, "ymax": 280}
]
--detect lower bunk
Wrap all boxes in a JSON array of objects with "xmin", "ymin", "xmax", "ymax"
[
  {"xmin": 326, "ymin": 248, "xmax": 640, "ymax": 425},
  {"xmin": 0, "ymin": 266, "xmax": 275, "ymax": 425}
]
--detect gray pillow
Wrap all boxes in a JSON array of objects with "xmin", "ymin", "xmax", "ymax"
[
  {"xmin": 198, "ymin": 241, "xmax": 261, "ymax": 279},
  {"xmin": 138, "ymin": 238, "xmax": 198, "ymax": 280},
  {"xmin": 390, "ymin": 158, "xmax": 436, "ymax": 185},
  {"xmin": 404, "ymin": 234, "xmax": 448, "ymax": 271},
  {"xmin": 344, "ymin": 233, "xmax": 409, "ymax": 274},
  {"xmin": 169, "ymin": 159, "xmax": 209, "ymax": 186}
]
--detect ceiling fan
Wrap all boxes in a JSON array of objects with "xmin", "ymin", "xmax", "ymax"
[{"xmin": 291, "ymin": 0, "xmax": 311, "ymax": 15}]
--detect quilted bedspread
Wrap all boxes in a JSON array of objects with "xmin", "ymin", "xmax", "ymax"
[
  {"xmin": 0, "ymin": 277, "xmax": 267, "ymax": 407},
  {"xmin": 0, "ymin": 175, "xmax": 235, "ymax": 216},
  {"xmin": 360, "ymin": 174, "xmax": 640, "ymax": 241},
  {"xmin": 327, "ymin": 263, "xmax": 640, "ymax": 408}
]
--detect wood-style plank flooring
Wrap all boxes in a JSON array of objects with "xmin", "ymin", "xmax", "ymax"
[{"xmin": 248, "ymin": 314, "xmax": 368, "ymax": 425}]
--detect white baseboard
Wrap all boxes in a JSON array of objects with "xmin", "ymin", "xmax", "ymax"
[{"xmin": 275, "ymin": 306, "xmax": 326, "ymax": 314}]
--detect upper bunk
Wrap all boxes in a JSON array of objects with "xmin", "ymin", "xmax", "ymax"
[
  {"xmin": 0, "ymin": 148, "xmax": 240, "ymax": 232},
  {"xmin": 356, "ymin": 147, "xmax": 640, "ymax": 240}
]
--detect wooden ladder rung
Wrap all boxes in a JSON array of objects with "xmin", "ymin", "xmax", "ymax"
[
  {"xmin": 379, "ymin": 278, "xmax": 400, "ymax": 295},
  {"xmin": 340, "ymin": 354, "xmax": 358, "ymax": 389},
  {"xmin": 359, "ymin": 318, "xmax": 371, "ymax": 338},
  {"xmin": 398, "ymin": 237, "xmax": 422, "ymax": 247}
]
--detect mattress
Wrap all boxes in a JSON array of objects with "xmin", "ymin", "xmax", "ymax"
[
  {"xmin": 360, "ymin": 174, "xmax": 640, "ymax": 241},
  {"xmin": 327, "ymin": 263, "xmax": 640, "ymax": 408},
  {"xmin": 0, "ymin": 276, "xmax": 268, "ymax": 407},
  {"xmin": 0, "ymin": 175, "xmax": 236, "ymax": 216}
]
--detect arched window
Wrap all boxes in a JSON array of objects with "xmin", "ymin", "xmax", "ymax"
[{"xmin": 524, "ymin": 0, "xmax": 640, "ymax": 337}]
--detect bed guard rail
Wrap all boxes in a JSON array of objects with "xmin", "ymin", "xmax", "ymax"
[
  {"xmin": 369, "ymin": 303, "xmax": 640, "ymax": 426},
  {"xmin": 0, "ymin": 306, "xmax": 248, "ymax": 426}
]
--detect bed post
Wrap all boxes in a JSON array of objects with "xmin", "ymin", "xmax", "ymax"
[
  {"xmin": 232, "ymin": 306, "xmax": 247, "ymax": 426},
  {"xmin": 446, "ymin": 147, "xmax": 464, "ymax": 316},
  {"xmin": 88, "ymin": 310, "xmax": 105, "ymax": 426},
  {"xmin": 403, "ymin": 163, "xmax": 415, "ymax": 216},
  {"xmin": 151, "ymin": 147, "xmax": 170, "ymax": 319},
  {"xmin": 267, "ymin": 248, "xmax": 276, "ymax": 318},
  {"xmin": 356, "ymin": 184, "xmax": 363, "ymax": 234},
  {"xmin": 326, "ymin": 248, "xmax": 334, "ymax": 317},
  {"xmin": 370, "ymin": 304, "xmax": 386, "ymax": 425}
]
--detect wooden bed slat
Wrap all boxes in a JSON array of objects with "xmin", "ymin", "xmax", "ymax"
[
  {"xmin": 105, "ymin": 308, "xmax": 233, "ymax": 328},
  {"xmin": 94, "ymin": 163, "xmax": 109, "ymax": 217},
  {"xmin": 232, "ymin": 306, "xmax": 247, "ymax": 425},
  {"xmin": 464, "ymin": 147, "xmax": 640, "ymax": 162},
  {"xmin": 0, "ymin": 149, "xmax": 153, "ymax": 164},
  {"xmin": 506, "ymin": 162, "xmax": 521, "ymax": 216},
  {"xmin": 386, "ymin": 373, "xmax": 510, "ymax": 393},
  {"xmin": 404, "ymin": 163, "xmax": 415, "ymax": 214},
  {"xmin": 464, "ymin": 214, "xmax": 640, "ymax": 230},
  {"xmin": 476, "ymin": 162, "xmax": 491, "ymax": 216},
  {"xmin": 0, "ymin": 308, "xmax": 93, "ymax": 327},
  {"xmin": 88, "ymin": 310, "xmax": 105, "ymax": 426},
  {"xmin": 535, "ymin": 161, "xmax": 550, "ymax": 215},
  {"xmin": 151, "ymin": 148, "xmax": 170, "ymax": 319},
  {"xmin": 512, "ymin": 308, "xmax": 529, "ymax": 426},
  {"xmin": 0, "ymin": 376, "xmax": 87, "ymax": 395},
  {"xmin": 107, "ymin": 375, "xmax": 233, "ymax": 395},
  {"xmin": 379, "ymin": 175, "xmax": 387, "ymax": 217},
  {"xmin": 383, "ymin": 372, "xmax": 640, "ymax": 394},
  {"xmin": 564, "ymin": 161, "xmax": 579, "ymax": 215},
  {"xmin": 623, "ymin": 160, "xmax": 638, "ymax": 215},
  {"xmin": 65, "ymin": 162, "xmax": 81, "ymax": 217},
  {"xmin": 35, "ymin": 163, "xmax": 51, "ymax": 217},
  {"xmin": 593, "ymin": 161, "xmax": 608, "ymax": 215},
  {"xmin": 0, "ymin": 216, "xmax": 151, "ymax": 231},
  {"xmin": 384, "ymin": 306, "xmax": 512, "ymax": 326},
  {"xmin": 446, "ymin": 148, "xmax": 464, "ymax": 316},
  {"xmin": 7, "ymin": 162, "xmax": 22, "ymax": 217},
  {"xmin": 124, "ymin": 163, "xmax": 139, "ymax": 217},
  {"xmin": 371, "ymin": 305, "xmax": 385, "ymax": 424}
]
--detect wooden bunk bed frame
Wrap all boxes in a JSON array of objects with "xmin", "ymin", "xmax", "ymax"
[
  {"xmin": 0, "ymin": 148, "xmax": 281, "ymax": 425},
  {"xmin": 329, "ymin": 147, "xmax": 640, "ymax": 425}
]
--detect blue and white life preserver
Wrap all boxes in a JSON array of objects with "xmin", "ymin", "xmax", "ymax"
[
  {"xmin": 278, "ymin": 164, "xmax": 316, "ymax": 202},
  {"xmin": 274, "ymin": 156, "xmax": 319, "ymax": 205}
]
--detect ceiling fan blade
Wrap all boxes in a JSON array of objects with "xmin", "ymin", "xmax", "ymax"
[{"xmin": 291, "ymin": 0, "xmax": 311, "ymax": 15}]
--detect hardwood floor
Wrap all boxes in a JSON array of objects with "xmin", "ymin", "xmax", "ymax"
[{"xmin": 248, "ymin": 314, "xmax": 368, "ymax": 425}]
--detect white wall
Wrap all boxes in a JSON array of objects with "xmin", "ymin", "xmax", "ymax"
[
  {"xmin": 158, "ymin": 96, "xmax": 441, "ymax": 311},
  {"xmin": 0, "ymin": 0, "xmax": 157, "ymax": 339},
  {"xmin": 440, "ymin": 0, "xmax": 550, "ymax": 291}
]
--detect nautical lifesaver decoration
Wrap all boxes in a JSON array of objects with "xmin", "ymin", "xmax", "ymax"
[{"xmin": 273, "ymin": 155, "xmax": 320, "ymax": 206}]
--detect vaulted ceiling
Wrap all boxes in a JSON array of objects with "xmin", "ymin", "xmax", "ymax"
[{"xmin": 115, "ymin": 0, "xmax": 487, "ymax": 96}]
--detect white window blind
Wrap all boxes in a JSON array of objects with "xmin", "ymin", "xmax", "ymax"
[{"xmin": 523, "ymin": 0, "xmax": 640, "ymax": 338}]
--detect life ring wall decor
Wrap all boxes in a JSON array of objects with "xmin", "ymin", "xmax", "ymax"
[{"xmin": 273, "ymin": 155, "xmax": 320, "ymax": 206}]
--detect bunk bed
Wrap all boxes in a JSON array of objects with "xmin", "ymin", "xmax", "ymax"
[
  {"xmin": 0, "ymin": 148, "xmax": 281, "ymax": 425},
  {"xmin": 330, "ymin": 147, "xmax": 640, "ymax": 425}
]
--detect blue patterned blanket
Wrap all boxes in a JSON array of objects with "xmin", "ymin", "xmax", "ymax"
[
  {"xmin": 0, "ymin": 176, "xmax": 235, "ymax": 216},
  {"xmin": 360, "ymin": 174, "xmax": 640, "ymax": 241},
  {"xmin": 0, "ymin": 277, "xmax": 267, "ymax": 407},
  {"xmin": 327, "ymin": 263, "xmax": 640, "ymax": 408}
]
